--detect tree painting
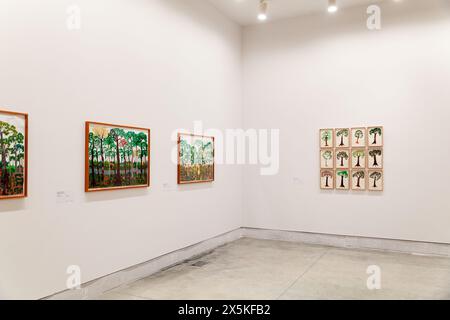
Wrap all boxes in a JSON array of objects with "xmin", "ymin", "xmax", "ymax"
[
  {"xmin": 337, "ymin": 170, "xmax": 349, "ymax": 189},
  {"xmin": 178, "ymin": 133, "xmax": 214, "ymax": 184},
  {"xmin": 369, "ymin": 127, "xmax": 382, "ymax": 145},
  {"xmin": 336, "ymin": 129, "xmax": 349, "ymax": 147},
  {"xmin": 369, "ymin": 149, "xmax": 382, "ymax": 167},
  {"xmin": 352, "ymin": 171, "xmax": 365, "ymax": 188},
  {"xmin": 336, "ymin": 151, "xmax": 349, "ymax": 167},
  {"xmin": 369, "ymin": 171, "xmax": 382, "ymax": 189},
  {"xmin": 354, "ymin": 129, "xmax": 364, "ymax": 145},
  {"xmin": 321, "ymin": 170, "xmax": 333, "ymax": 188},
  {"xmin": 352, "ymin": 149, "xmax": 365, "ymax": 168},
  {"xmin": 322, "ymin": 150, "xmax": 332, "ymax": 168},
  {"xmin": 0, "ymin": 111, "xmax": 27, "ymax": 199},
  {"xmin": 321, "ymin": 129, "xmax": 332, "ymax": 147},
  {"xmin": 86, "ymin": 122, "xmax": 150, "ymax": 191}
]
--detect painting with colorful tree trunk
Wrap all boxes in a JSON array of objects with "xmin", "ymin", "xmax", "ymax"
[
  {"xmin": 320, "ymin": 129, "xmax": 334, "ymax": 148},
  {"xmin": 368, "ymin": 148, "xmax": 383, "ymax": 169},
  {"xmin": 320, "ymin": 169, "xmax": 334, "ymax": 189},
  {"xmin": 335, "ymin": 128, "xmax": 350, "ymax": 147},
  {"xmin": 0, "ymin": 110, "xmax": 27, "ymax": 199},
  {"xmin": 85, "ymin": 122, "xmax": 150, "ymax": 192},
  {"xmin": 335, "ymin": 170, "xmax": 350, "ymax": 190},
  {"xmin": 351, "ymin": 170, "xmax": 366, "ymax": 191},
  {"xmin": 368, "ymin": 170, "xmax": 383, "ymax": 191},
  {"xmin": 178, "ymin": 133, "xmax": 214, "ymax": 184},
  {"xmin": 368, "ymin": 126, "xmax": 383, "ymax": 146},
  {"xmin": 351, "ymin": 128, "xmax": 366, "ymax": 147}
]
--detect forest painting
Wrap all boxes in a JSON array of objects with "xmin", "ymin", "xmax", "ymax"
[
  {"xmin": 85, "ymin": 122, "xmax": 150, "ymax": 192},
  {"xmin": 0, "ymin": 110, "xmax": 27, "ymax": 199},
  {"xmin": 178, "ymin": 133, "xmax": 214, "ymax": 184}
]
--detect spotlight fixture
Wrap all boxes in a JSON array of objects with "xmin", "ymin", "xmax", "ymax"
[
  {"xmin": 258, "ymin": 0, "xmax": 268, "ymax": 21},
  {"xmin": 328, "ymin": 0, "xmax": 338, "ymax": 13}
]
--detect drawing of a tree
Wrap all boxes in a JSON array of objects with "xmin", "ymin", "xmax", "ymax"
[
  {"xmin": 336, "ymin": 151, "xmax": 349, "ymax": 167},
  {"xmin": 354, "ymin": 130, "xmax": 364, "ymax": 144},
  {"xmin": 352, "ymin": 171, "xmax": 365, "ymax": 188},
  {"xmin": 336, "ymin": 129, "xmax": 349, "ymax": 146},
  {"xmin": 321, "ymin": 170, "xmax": 333, "ymax": 187},
  {"xmin": 369, "ymin": 127, "xmax": 382, "ymax": 145},
  {"xmin": 92, "ymin": 126, "xmax": 109, "ymax": 183},
  {"xmin": 322, "ymin": 150, "xmax": 332, "ymax": 167},
  {"xmin": 352, "ymin": 150, "xmax": 365, "ymax": 167},
  {"xmin": 369, "ymin": 149, "xmax": 382, "ymax": 167},
  {"xmin": 321, "ymin": 130, "xmax": 331, "ymax": 147},
  {"xmin": 370, "ymin": 171, "xmax": 382, "ymax": 188},
  {"xmin": 337, "ymin": 170, "xmax": 349, "ymax": 188}
]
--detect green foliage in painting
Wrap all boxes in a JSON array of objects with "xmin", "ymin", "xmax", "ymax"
[
  {"xmin": 88, "ymin": 125, "xmax": 149, "ymax": 189},
  {"xmin": 322, "ymin": 150, "xmax": 332, "ymax": 167},
  {"xmin": 352, "ymin": 150, "xmax": 365, "ymax": 167},
  {"xmin": 337, "ymin": 170, "xmax": 349, "ymax": 188},
  {"xmin": 336, "ymin": 129, "xmax": 349, "ymax": 146},
  {"xmin": 352, "ymin": 171, "xmax": 365, "ymax": 188},
  {"xmin": 370, "ymin": 171, "xmax": 382, "ymax": 188},
  {"xmin": 321, "ymin": 130, "xmax": 331, "ymax": 147},
  {"xmin": 336, "ymin": 151, "xmax": 349, "ymax": 167},
  {"xmin": 0, "ymin": 121, "xmax": 25, "ymax": 196},
  {"xmin": 354, "ymin": 129, "xmax": 364, "ymax": 144},
  {"xmin": 179, "ymin": 135, "xmax": 214, "ymax": 183},
  {"xmin": 369, "ymin": 127, "xmax": 382, "ymax": 144},
  {"xmin": 369, "ymin": 149, "xmax": 382, "ymax": 167}
]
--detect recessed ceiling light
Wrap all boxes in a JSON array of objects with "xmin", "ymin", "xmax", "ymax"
[
  {"xmin": 258, "ymin": 0, "xmax": 268, "ymax": 21},
  {"xmin": 328, "ymin": 0, "xmax": 338, "ymax": 13}
]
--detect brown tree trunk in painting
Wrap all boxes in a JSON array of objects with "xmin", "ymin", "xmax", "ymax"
[
  {"xmin": 325, "ymin": 137, "xmax": 328, "ymax": 147},
  {"xmin": 140, "ymin": 143, "xmax": 144, "ymax": 176},
  {"xmin": 90, "ymin": 143, "xmax": 96, "ymax": 187},
  {"xmin": 325, "ymin": 176, "xmax": 329, "ymax": 187},
  {"xmin": 0, "ymin": 130, "xmax": 8, "ymax": 195},
  {"xmin": 357, "ymin": 177, "xmax": 361, "ymax": 188},
  {"xmin": 356, "ymin": 156, "xmax": 361, "ymax": 167},
  {"xmin": 115, "ymin": 136, "xmax": 122, "ymax": 185},
  {"xmin": 340, "ymin": 176, "xmax": 344, "ymax": 188},
  {"xmin": 373, "ymin": 179, "xmax": 377, "ymax": 188},
  {"xmin": 373, "ymin": 155, "xmax": 378, "ymax": 166},
  {"xmin": 340, "ymin": 158, "xmax": 344, "ymax": 166},
  {"xmin": 372, "ymin": 134, "xmax": 378, "ymax": 144},
  {"xmin": 340, "ymin": 136, "xmax": 344, "ymax": 146},
  {"xmin": 100, "ymin": 139, "xmax": 105, "ymax": 183}
]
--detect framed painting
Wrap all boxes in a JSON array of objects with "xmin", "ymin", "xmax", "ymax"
[
  {"xmin": 351, "ymin": 148, "xmax": 366, "ymax": 169},
  {"xmin": 335, "ymin": 149, "xmax": 350, "ymax": 169},
  {"xmin": 351, "ymin": 170, "xmax": 366, "ymax": 191},
  {"xmin": 368, "ymin": 126, "xmax": 383, "ymax": 147},
  {"xmin": 178, "ymin": 133, "xmax": 215, "ymax": 184},
  {"xmin": 335, "ymin": 169, "xmax": 350, "ymax": 190},
  {"xmin": 320, "ymin": 129, "xmax": 334, "ymax": 148},
  {"xmin": 85, "ymin": 121, "xmax": 150, "ymax": 192},
  {"xmin": 335, "ymin": 128, "xmax": 350, "ymax": 148},
  {"xmin": 320, "ymin": 169, "xmax": 334, "ymax": 190},
  {"xmin": 0, "ymin": 109, "xmax": 28, "ymax": 200},
  {"xmin": 320, "ymin": 149, "xmax": 334, "ymax": 169},
  {"xmin": 368, "ymin": 148, "xmax": 383, "ymax": 169},
  {"xmin": 351, "ymin": 127, "xmax": 366, "ymax": 147},
  {"xmin": 368, "ymin": 170, "xmax": 383, "ymax": 191}
]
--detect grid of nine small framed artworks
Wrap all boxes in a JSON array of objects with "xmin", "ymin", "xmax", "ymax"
[{"xmin": 320, "ymin": 127, "xmax": 384, "ymax": 191}]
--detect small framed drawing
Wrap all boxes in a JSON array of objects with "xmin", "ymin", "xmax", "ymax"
[
  {"xmin": 335, "ymin": 149, "xmax": 350, "ymax": 169},
  {"xmin": 368, "ymin": 170, "xmax": 383, "ymax": 191},
  {"xmin": 335, "ymin": 170, "xmax": 350, "ymax": 190},
  {"xmin": 351, "ymin": 148, "xmax": 366, "ymax": 169},
  {"xmin": 335, "ymin": 128, "xmax": 350, "ymax": 148},
  {"xmin": 320, "ymin": 169, "xmax": 334, "ymax": 190},
  {"xmin": 368, "ymin": 126, "xmax": 383, "ymax": 147},
  {"xmin": 178, "ymin": 133, "xmax": 215, "ymax": 184},
  {"xmin": 351, "ymin": 127, "xmax": 366, "ymax": 147},
  {"xmin": 351, "ymin": 170, "xmax": 366, "ymax": 191},
  {"xmin": 368, "ymin": 148, "xmax": 383, "ymax": 169},
  {"xmin": 320, "ymin": 129, "xmax": 334, "ymax": 148},
  {"xmin": 320, "ymin": 149, "xmax": 334, "ymax": 169},
  {"xmin": 0, "ymin": 109, "xmax": 28, "ymax": 200}
]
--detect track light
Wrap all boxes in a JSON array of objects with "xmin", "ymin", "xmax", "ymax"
[
  {"xmin": 328, "ymin": 0, "xmax": 338, "ymax": 13},
  {"xmin": 258, "ymin": 0, "xmax": 268, "ymax": 21}
]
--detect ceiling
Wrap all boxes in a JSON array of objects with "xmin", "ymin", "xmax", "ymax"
[{"xmin": 207, "ymin": 0, "xmax": 385, "ymax": 26}]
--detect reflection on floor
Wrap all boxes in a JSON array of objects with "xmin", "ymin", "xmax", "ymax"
[{"xmin": 96, "ymin": 238, "xmax": 450, "ymax": 300}]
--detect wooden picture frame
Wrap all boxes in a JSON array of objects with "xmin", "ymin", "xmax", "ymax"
[
  {"xmin": 335, "ymin": 169, "xmax": 350, "ymax": 190},
  {"xmin": 351, "ymin": 127, "xmax": 367, "ymax": 148},
  {"xmin": 368, "ymin": 148, "xmax": 383, "ymax": 169},
  {"xmin": 335, "ymin": 128, "xmax": 350, "ymax": 148},
  {"xmin": 320, "ymin": 169, "xmax": 334, "ymax": 190},
  {"xmin": 177, "ymin": 133, "xmax": 215, "ymax": 185},
  {"xmin": 335, "ymin": 149, "xmax": 350, "ymax": 169},
  {"xmin": 368, "ymin": 170, "xmax": 384, "ymax": 191},
  {"xmin": 351, "ymin": 170, "xmax": 366, "ymax": 191},
  {"xmin": 320, "ymin": 128, "xmax": 334, "ymax": 148},
  {"xmin": 85, "ymin": 121, "xmax": 150, "ymax": 192},
  {"xmin": 351, "ymin": 148, "xmax": 366, "ymax": 169},
  {"xmin": 368, "ymin": 126, "xmax": 383, "ymax": 147},
  {"xmin": 320, "ymin": 149, "xmax": 334, "ymax": 169},
  {"xmin": 0, "ymin": 109, "xmax": 28, "ymax": 200}
]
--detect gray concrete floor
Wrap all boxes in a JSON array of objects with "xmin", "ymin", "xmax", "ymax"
[{"xmin": 97, "ymin": 238, "xmax": 450, "ymax": 300}]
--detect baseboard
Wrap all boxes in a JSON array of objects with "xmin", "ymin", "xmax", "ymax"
[
  {"xmin": 45, "ymin": 226, "xmax": 450, "ymax": 300},
  {"xmin": 44, "ymin": 228, "xmax": 243, "ymax": 300},
  {"xmin": 242, "ymin": 227, "xmax": 450, "ymax": 257}
]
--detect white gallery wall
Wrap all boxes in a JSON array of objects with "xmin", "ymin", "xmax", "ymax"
[
  {"xmin": 243, "ymin": 0, "xmax": 450, "ymax": 244},
  {"xmin": 0, "ymin": 0, "xmax": 243, "ymax": 299}
]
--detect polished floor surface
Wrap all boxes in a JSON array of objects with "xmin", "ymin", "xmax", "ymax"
[{"xmin": 97, "ymin": 238, "xmax": 450, "ymax": 300}]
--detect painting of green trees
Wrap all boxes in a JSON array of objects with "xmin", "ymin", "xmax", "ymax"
[
  {"xmin": 178, "ymin": 133, "xmax": 214, "ymax": 184},
  {"xmin": 86, "ymin": 122, "xmax": 150, "ymax": 191},
  {"xmin": 0, "ymin": 111, "xmax": 27, "ymax": 198}
]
